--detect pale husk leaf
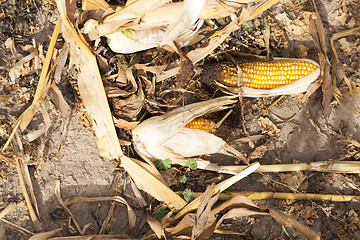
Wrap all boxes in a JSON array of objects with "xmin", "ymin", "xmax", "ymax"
[
  {"xmin": 160, "ymin": 0, "xmax": 205, "ymax": 46},
  {"xmin": 57, "ymin": 0, "xmax": 122, "ymax": 160}
]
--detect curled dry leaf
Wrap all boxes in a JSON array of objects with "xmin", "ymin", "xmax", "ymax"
[
  {"xmin": 191, "ymin": 184, "xmax": 219, "ymax": 239},
  {"xmin": 247, "ymin": 143, "xmax": 269, "ymax": 161},
  {"xmin": 111, "ymin": 87, "xmax": 144, "ymax": 120},
  {"xmin": 309, "ymin": 1, "xmax": 333, "ymax": 117},
  {"xmin": 257, "ymin": 117, "xmax": 280, "ymax": 137},
  {"xmin": 146, "ymin": 214, "xmax": 164, "ymax": 239},
  {"xmin": 269, "ymin": 209, "xmax": 320, "ymax": 240},
  {"xmin": 278, "ymin": 171, "xmax": 307, "ymax": 190},
  {"xmin": 160, "ymin": 0, "xmax": 205, "ymax": 46},
  {"xmin": 319, "ymin": 52, "xmax": 332, "ymax": 117},
  {"xmin": 28, "ymin": 228, "xmax": 62, "ymax": 240}
]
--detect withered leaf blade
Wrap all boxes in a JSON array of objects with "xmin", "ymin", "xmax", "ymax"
[
  {"xmin": 48, "ymin": 82, "xmax": 70, "ymax": 119},
  {"xmin": 121, "ymin": 157, "xmax": 187, "ymax": 210},
  {"xmin": 191, "ymin": 184, "xmax": 219, "ymax": 240},
  {"xmin": 309, "ymin": 1, "xmax": 333, "ymax": 117},
  {"xmin": 309, "ymin": 1, "xmax": 328, "ymax": 55},
  {"xmin": 16, "ymin": 157, "xmax": 42, "ymax": 231},
  {"xmin": 146, "ymin": 214, "xmax": 164, "ymax": 238},
  {"xmin": 57, "ymin": 0, "xmax": 122, "ymax": 160},
  {"xmin": 0, "ymin": 202, "xmax": 16, "ymax": 219},
  {"xmin": 319, "ymin": 52, "xmax": 332, "ymax": 117},
  {"xmin": 269, "ymin": 209, "xmax": 320, "ymax": 240}
]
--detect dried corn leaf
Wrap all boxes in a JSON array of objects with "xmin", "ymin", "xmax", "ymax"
[
  {"xmin": 29, "ymin": 228, "xmax": 63, "ymax": 240},
  {"xmin": 114, "ymin": 118, "xmax": 138, "ymax": 130},
  {"xmin": 167, "ymin": 177, "xmax": 319, "ymax": 239},
  {"xmin": 129, "ymin": 178, "xmax": 147, "ymax": 207},
  {"xmin": 16, "ymin": 156, "xmax": 41, "ymax": 230},
  {"xmin": 121, "ymin": 156, "xmax": 187, "ymax": 210},
  {"xmin": 57, "ymin": 0, "xmax": 122, "ymax": 160},
  {"xmin": 309, "ymin": 3, "xmax": 328, "ymax": 56},
  {"xmin": 146, "ymin": 214, "xmax": 164, "ymax": 238},
  {"xmin": 319, "ymin": 52, "xmax": 332, "ymax": 117},
  {"xmin": 191, "ymin": 184, "xmax": 219, "ymax": 239},
  {"xmin": 54, "ymin": 43, "xmax": 69, "ymax": 83},
  {"xmin": 0, "ymin": 203, "xmax": 16, "ymax": 219},
  {"xmin": 248, "ymin": 0, "xmax": 279, "ymax": 20},
  {"xmin": 270, "ymin": 209, "xmax": 320, "ymax": 240},
  {"xmin": 55, "ymin": 181, "xmax": 88, "ymax": 235},
  {"xmin": 309, "ymin": 2, "xmax": 332, "ymax": 117},
  {"xmin": 23, "ymin": 103, "xmax": 51, "ymax": 142}
]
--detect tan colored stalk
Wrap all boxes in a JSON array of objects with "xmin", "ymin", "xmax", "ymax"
[{"xmin": 186, "ymin": 191, "xmax": 359, "ymax": 202}]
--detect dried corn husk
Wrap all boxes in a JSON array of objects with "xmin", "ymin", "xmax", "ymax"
[
  {"xmin": 102, "ymin": 0, "xmax": 249, "ymax": 54},
  {"xmin": 132, "ymin": 96, "xmax": 245, "ymax": 168},
  {"xmin": 107, "ymin": 28, "xmax": 166, "ymax": 54}
]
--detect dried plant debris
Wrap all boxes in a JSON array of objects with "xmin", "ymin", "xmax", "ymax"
[
  {"xmin": 1, "ymin": 0, "xmax": 360, "ymax": 239},
  {"xmin": 132, "ymin": 96, "xmax": 248, "ymax": 172}
]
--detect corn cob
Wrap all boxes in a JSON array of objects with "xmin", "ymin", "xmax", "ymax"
[
  {"xmin": 201, "ymin": 58, "xmax": 321, "ymax": 97},
  {"xmin": 185, "ymin": 118, "xmax": 216, "ymax": 133},
  {"xmin": 219, "ymin": 60, "xmax": 318, "ymax": 89}
]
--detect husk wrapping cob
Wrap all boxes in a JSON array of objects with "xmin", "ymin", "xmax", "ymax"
[
  {"xmin": 204, "ymin": 58, "xmax": 320, "ymax": 97},
  {"xmin": 132, "ymin": 96, "xmax": 246, "ymax": 170}
]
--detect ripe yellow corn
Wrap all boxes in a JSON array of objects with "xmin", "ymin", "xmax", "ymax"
[
  {"xmin": 218, "ymin": 61, "xmax": 318, "ymax": 90},
  {"xmin": 185, "ymin": 118, "xmax": 216, "ymax": 133}
]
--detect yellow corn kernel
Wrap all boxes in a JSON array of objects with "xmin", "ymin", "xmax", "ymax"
[
  {"xmin": 185, "ymin": 118, "xmax": 216, "ymax": 133},
  {"xmin": 219, "ymin": 61, "xmax": 318, "ymax": 90}
]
